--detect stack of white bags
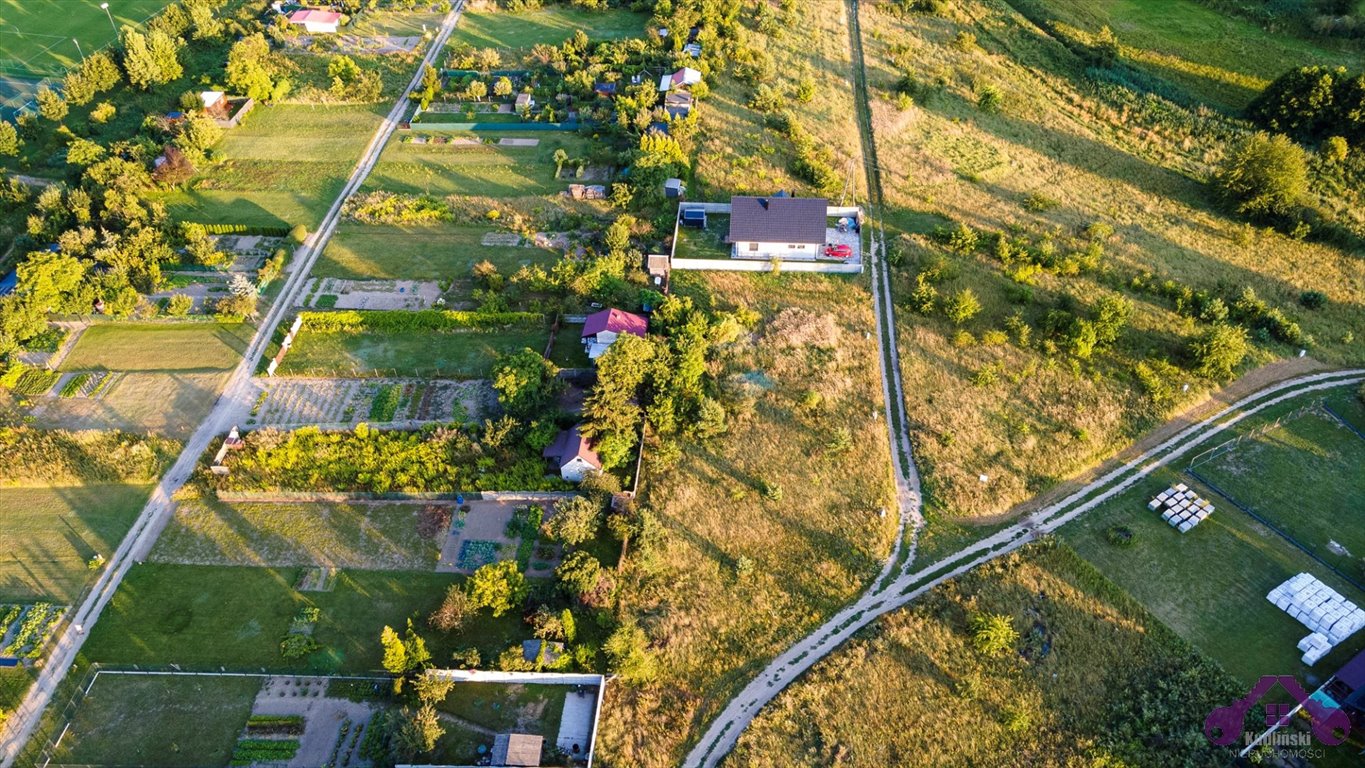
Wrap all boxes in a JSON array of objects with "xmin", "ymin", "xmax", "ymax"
[
  {"xmin": 1147, "ymin": 483, "xmax": 1213, "ymax": 533},
  {"xmin": 1267, "ymin": 573, "xmax": 1365, "ymax": 665}
]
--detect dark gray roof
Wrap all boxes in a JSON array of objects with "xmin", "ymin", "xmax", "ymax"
[{"xmin": 727, "ymin": 196, "xmax": 827, "ymax": 245}]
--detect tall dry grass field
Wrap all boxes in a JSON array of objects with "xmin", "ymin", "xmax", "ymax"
[
  {"xmin": 860, "ymin": 0, "xmax": 1364, "ymax": 520},
  {"xmin": 597, "ymin": 272, "xmax": 898, "ymax": 767}
]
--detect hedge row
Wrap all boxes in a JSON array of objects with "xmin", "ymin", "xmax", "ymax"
[
  {"xmin": 190, "ymin": 223, "xmax": 291, "ymax": 237},
  {"xmin": 297, "ymin": 309, "xmax": 543, "ymax": 333}
]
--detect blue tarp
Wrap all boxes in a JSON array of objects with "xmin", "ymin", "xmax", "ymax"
[{"xmin": 0, "ymin": 270, "xmax": 17, "ymax": 296}]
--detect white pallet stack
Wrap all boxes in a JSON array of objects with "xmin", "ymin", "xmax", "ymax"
[
  {"xmin": 1267, "ymin": 573, "xmax": 1365, "ymax": 665},
  {"xmin": 1147, "ymin": 483, "xmax": 1214, "ymax": 533}
]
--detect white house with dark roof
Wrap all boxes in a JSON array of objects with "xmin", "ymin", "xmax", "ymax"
[
  {"xmin": 543, "ymin": 425, "xmax": 602, "ymax": 482},
  {"xmin": 726, "ymin": 196, "xmax": 829, "ymax": 259}
]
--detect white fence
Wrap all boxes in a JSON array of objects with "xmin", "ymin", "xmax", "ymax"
[{"xmin": 670, "ymin": 257, "xmax": 862, "ymax": 274}]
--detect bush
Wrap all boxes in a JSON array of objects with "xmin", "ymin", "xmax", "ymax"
[
  {"xmin": 279, "ymin": 634, "xmax": 318, "ymax": 659},
  {"xmin": 1188, "ymin": 324, "xmax": 1249, "ymax": 380},
  {"xmin": 1299, "ymin": 290, "xmax": 1328, "ymax": 310},
  {"xmin": 1213, "ymin": 132, "xmax": 1309, "ymax": 218},
  {"xmin": 289, "ymin": 224, "xmax": 308, "ymax": 243},
  {"xmin": 1106, "ymin": 525, "xmax": 1136, "ymax": 547},
  {"xmin": 166, "ymin": 294, "xmax": 194, "ymax": 316},
  {"xmin": 969, "ymin": 613, "xmax": 1019, "ymax": 657}
]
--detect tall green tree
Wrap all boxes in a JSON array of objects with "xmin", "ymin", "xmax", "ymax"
[
  {"xmin": 490, "ymin": 348, "xmax": 561, "ymax": 418},
  {"xmin": 226, "ymin": 34, "xmax": 276, "ymax": 102},
  {"xmin": 122, "ymin": 28, "xmax": 183, "ymax": 89},
  {"xmin": 35, "ymin": 86, "xmax": 68, "ymax": 122},
  {"xmin": 467, "ymin": 560, "xmax": 528, "ymax": 617}
]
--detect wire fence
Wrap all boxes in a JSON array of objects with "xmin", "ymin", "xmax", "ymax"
[{"xmin": 1185, "ymin": 401, "xmax": 1324, "ymax": 470}]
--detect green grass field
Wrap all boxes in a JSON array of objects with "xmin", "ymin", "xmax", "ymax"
[
  {"xmin": 1192, "ymin": 399, "xmax": 1365, "ymax": 575},
  {"xmin": 432, "ymin": 683, "xmax": 567, "ymax": 763},
  {"xmin": 446, "ymin": 7, "xmax": 645, "ymax": 51},
  {"xmin": 1064, "ymin": 391, "xmax": 1365, "ymax": 686},
  {"xmin": 150, "ymin": 499, "xmax": 440, "ymax": 571},
  {"xmin": 0, "ymin": 667, "xmax": 35, "ymax": 726},
  {"xmin": 0, "ymin": 0, "xmax": 172, "ymax": 78},
  {"xmin": 365, "ymin": 133, "xmax": 592, "ymax": 198},
  {"xmin": 315, "ymin": 223, "xmax": 558, "ymax": 281},
  {"xmin": 161, "ymin": 104, "xmax": 387, "ymax": 229},
  {"xmin": 0, "ymin": 484, "xmax": 152, "ymax": 603},
  {"xmin": 278, "ymin": 325, "xmax": 550, "ymax": 379},
  {"xmin": 1044, "ymin": 0, "xmax": 1365, "ymax": 109},
  {"xmin": 49, "ymin": 673, "xmax": 258, "ymax": 768},
  {"xmin": 84, "ymin": 564, "xmax": 525, "ymax": 673},
  {"xmin": 59, "ymin": 323, "xmax": 250, "ymax": 372},
  {"xmin": 29, "ymin": 372, "xmax": 227, "ymax": 440}
]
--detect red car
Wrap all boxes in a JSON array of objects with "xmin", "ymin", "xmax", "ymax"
[{"xmin": 823, "ymin": 243, "xmax": 853, "ymax": 259}]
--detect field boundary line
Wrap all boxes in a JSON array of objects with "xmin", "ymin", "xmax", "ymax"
[
  {"xmin": 1322, "ymin": 403, "xmax": 1365, "ymax": 444},
  {"xmin": 1184, "ymin": 467, "xmax": 1365, "ymax": 595}
]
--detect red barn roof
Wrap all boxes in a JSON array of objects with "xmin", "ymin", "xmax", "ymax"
[
  {"xmin": 582, "ymin": 308, "xmax": 648, "ymax": 339},
  {"xmin": 288, "ymin": 9, "xmax": 342, "ymax": 23}
]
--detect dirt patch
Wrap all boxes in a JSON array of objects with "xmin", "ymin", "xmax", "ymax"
[
  {"xmin": 251, "ymin": 676, "xmax": 378, "ymax": 768},
  {"xmin": 481, "ymin": 232, "xmax": 523, "ymax": 247},
  {"xmin": 250, "ymin": 377, "xmax": 492, "ymax": 427}
]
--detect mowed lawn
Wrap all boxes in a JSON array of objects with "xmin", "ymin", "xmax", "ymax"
[
  {"xmin": 29, "ymin": 372, "xmax": 227, "ymax": 440},
  {"xmin": 51, "ymin": 673, "xmax": 258, "ymax": 768},
  {"xmin": 364, "ymin": 133, "xmax": 591, "ymax": 198},
  {"xmin": 83, "ymin": 564, "xmax": 523, "ymax": 673},
  {"xmin": 0, "ymin": 484, "xmax": 152, "ymax": 603},
  {"xmin": 0, "ymin": 0, "xmax": 172, "ymax": 77},
  {"xmin": 162, "ymin": 104, "xmax": 386, "ymax": 229},
  {"xmin": 446, "ymin": 6, "xmax": 645, "ymax": 50},
  {"xmin": 1044, "ymin": 0, "xmax": 1365, "ymax": 109},
  {"xmin": 315, "ymin": 223, "xmax": 558, "ymax": 281},
  {"xmin": 278, "ymin": 324, "xmax": 550, "ymax": 379},
  {"xmin": 60, "ymin": 323, "xmax": 250, "ymax": 372},
  {"xmin": 151, "ymin": 500, "xmax": 440, "ymax": 571},
  {"xmin": 1193, "ymin": 398, "xmax": 1365, "ymax": 574},
  {"xmin": 1064, "ymin": 463, "xmax": 1365, "ymax": 687}
]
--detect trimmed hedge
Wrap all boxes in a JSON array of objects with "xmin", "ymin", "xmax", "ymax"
[
  {"xmin": 186, "ymin": 223, "xmax": 291, "ymax": 237},
  {"xmin": 297, "ymin": 309, "xmax": 543, "ymax": 333}
]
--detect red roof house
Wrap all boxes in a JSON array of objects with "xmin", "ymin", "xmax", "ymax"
[
  {"xmin": 287, "ymin": 9, "xmax": 342, "ymax": 33},
  {"xmin": 581, "ymin": 308, "xmax": 648, "ymax": 360}
]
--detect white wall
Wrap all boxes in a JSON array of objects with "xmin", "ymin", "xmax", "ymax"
[{"xmin": 671, "ymin": 258, "xmax": 861, "ymax": 274}]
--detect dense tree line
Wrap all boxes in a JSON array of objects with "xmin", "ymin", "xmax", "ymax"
[{"xmin": 1249, "ymin": 65, "xmax": 1365, "ymax": 144}]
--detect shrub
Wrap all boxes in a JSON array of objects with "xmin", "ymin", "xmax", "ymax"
[
  {"xmin": 1188, "ymin": 324, "xmax": 1249, "ymax": 380},
  {"xmin": 1106, "ymin": 525, "xmax": 1136, "ymax": 547},
  {"xmin": 945, "ymin": 288, "xmax": 982, "ymax": 325},
  {"xmin": 166, "ymin": 294, "xmax": 194, "ymax": 316},
  {"xmin": 1213, "ymin": 132, "xmax": 1309, "ymax": 217},
  {"xmin": 1299, "ymin": 290, "xmax": 1328, "ymax": 310},
  {"xmin": 280, "ymin": 634, "xmax": 317, "ymax": 659},
  {"xmin": 289, "ymin": 224, "xmax": 308, "ymax": 243},
  {"xmin": 970, "ymin": 613, "xmax": 1019, "ymax": 657}
]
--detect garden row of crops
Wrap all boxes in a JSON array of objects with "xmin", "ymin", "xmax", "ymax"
[
  {"xmin": 1, "ymin": 603, "xmax": 66, "ymax": 659},
  {"xmin": 229, "ymin": 737, "xmax": 300, "ymax": 765}
]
